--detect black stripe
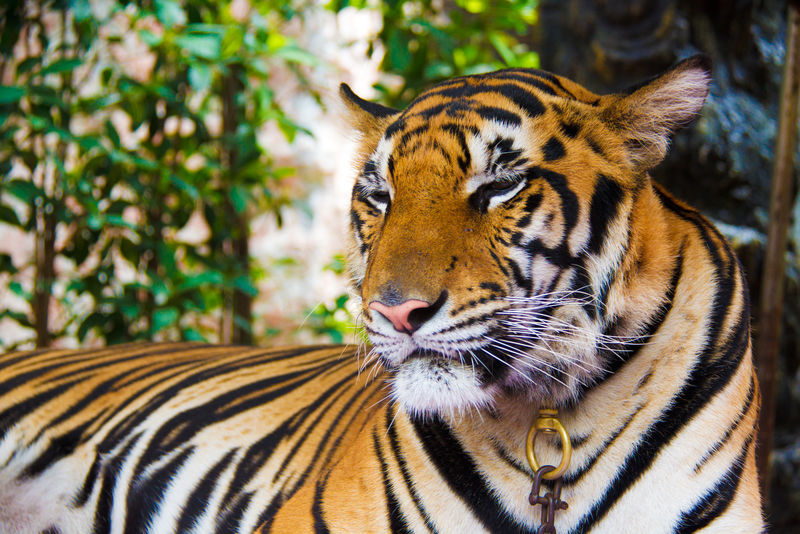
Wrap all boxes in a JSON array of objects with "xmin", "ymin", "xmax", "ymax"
[
  {"xmin": 675, "ymin": 432, "xmax": 754, "ymax": 533},
  {"xmin": 20, "ymin": 418, "xmax": 98, "ymax": 478},
  {"xmin": 74, "ymin": 453, "xmax": 102, "ymax": 506},
  {"xmin": 409, "ymin": 80, "xmax": 546, "ymax": 117},
  {"xmin": 175, "ymin": 449, "xmax": 238, "ymax": 534},
  {"xmin": 488, "ymin": 71, "xmax": 560, "ymax": 98},
  {"xmin": 92, "ymin": 433, "xmax": 143, "ymax": 534},
  {"xmin": 541, "ymin": 136, "xmax": 565, "ymax": 161},
  {"xmin": 386, "ymin": 410, "xmax": 439, "ymax": 533},
  {"xmin": 474, "ymin": 105, "xmax": 522, "ymax": 126},
  {"xmin": 560, "ymin": 121, "xmax": 580, "ymax": 138},
  {"xmin": 496, "ymin": 69, "xmax": 579, "ymax": 100},
  {"xmin": 412, "ymin": 416, "xmax": 528, "ymax": 533},
  {"xmin": 506, "ymin": 256, "xmax": 532, "ymax": 292},
  {"xmin": 587, "ymin": 175, "xmax": 625, "ymax": 254},
  {"xmin": 396, "ymin": 124, "xmax": 430, "ymax": 152},
  {"xmin": 693, "ymin": 376, "xmax": 756, "ymax": 473},
  {"xmin": 528, "ymin": 166, "xmax": 579, "ymax": 231},
  {"xmin": 441, "ymin": 124, "xmax": 472, "ymax": 174},
  {"xmin": 123, "ymin": 447, "xmax": 194, "ymax": 534},
  {"xmin": 385, "ymin": 118, "xmax": 407, "ymax": 139},
  {"xmin": 373, "ymin": 428, "xmax": 413, "ymax": 533},
  {"xmin": 0, "ymin": 379, "xmax": 82, "ymax": 442},
  {"xmin": 215, "ymin": 492, "xmax": 254, "ymax": 534},
  {"xmin": 340, "ymin": 83, "xmax": 399, "ymax": 118},
  {"xmin": 311, "ymin": 473, "xmax": 332, "ymax": 534},
  {"xmin": 560, "ymin": 408, "xmax": 640, "ymax": 487}
]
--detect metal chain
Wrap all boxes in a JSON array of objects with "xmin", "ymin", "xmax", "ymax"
[{"xmin": 528, "ymin": 465, "xmax": 568, "ymax": 534}]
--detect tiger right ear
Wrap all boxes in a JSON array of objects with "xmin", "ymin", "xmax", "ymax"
[
  {"xmin": 339, "ymin": 83, "xmax": 400, "ymax": 137},
  {"xmin": 601, "ymin": 55, "xmax": 712, "ymax": 170}
]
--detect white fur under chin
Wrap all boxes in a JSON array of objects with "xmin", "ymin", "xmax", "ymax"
[{"xmin": 390, "ymin": 357, "xmax": 495, "ymax": 419}]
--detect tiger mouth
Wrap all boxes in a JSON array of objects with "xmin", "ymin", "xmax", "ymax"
[{"xmin": 406, "ymin": 349, "xmax": 449, "ymax": 362}]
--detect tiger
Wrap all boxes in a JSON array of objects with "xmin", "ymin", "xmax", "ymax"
[{"xmin": 0, "ymin": 54, "xmax": 762, "ymax": 534}]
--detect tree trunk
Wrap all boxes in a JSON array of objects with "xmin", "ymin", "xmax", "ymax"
[
  {"xmin": 755, "ymin": 0, "xmax": 800, "ymax": 501},
  {"xmin": 33, "ymin": 199, "xmax": 55, "ymax": 347},
  {"xmin": 220, "ymin": 65, "xmax": 252, "ymax": 345}
]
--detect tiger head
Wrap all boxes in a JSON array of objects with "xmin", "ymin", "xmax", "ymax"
[{"xmin": 341, "ymin": 56, "xmax": 711, "ymax": 418}]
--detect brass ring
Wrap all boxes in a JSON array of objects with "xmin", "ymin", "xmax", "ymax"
[{"xmin": 526, "ymin": 410, "xmax": 572, "ymax": 480}]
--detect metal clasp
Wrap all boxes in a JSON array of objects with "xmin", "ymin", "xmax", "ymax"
[{"xmin": 526, "ymin": 408, "xmax": 572, "ymax": 480}]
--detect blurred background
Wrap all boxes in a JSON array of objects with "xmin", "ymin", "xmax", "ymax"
[{"xmin": 0, "ymin": 0, "xmax": 797, "ymax": 530}]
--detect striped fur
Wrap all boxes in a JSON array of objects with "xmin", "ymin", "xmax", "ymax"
[{"xmin": 0, "ymin": 55, "xmax": 762, "ymax": 533}]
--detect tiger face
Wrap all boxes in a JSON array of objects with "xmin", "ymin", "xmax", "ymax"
[{"xmin": 342, "ymin": 56, "xmax": 711, "ymax": 418}]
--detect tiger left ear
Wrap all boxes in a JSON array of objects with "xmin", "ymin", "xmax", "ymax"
[
  {"xmin": 339, "ymin": 83, "xmax": 400, "ymax": 138},
  {"xmin": 602, "ymin": 54, "xmax": 712, "ymax": 170}
]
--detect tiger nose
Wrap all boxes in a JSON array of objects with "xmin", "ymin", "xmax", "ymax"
[{"xmin": 369, "ymin": 299, "xmax": 431, "ymax": 334}]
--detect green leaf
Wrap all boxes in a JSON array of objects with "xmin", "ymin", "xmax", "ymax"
[
  {"xmin": 0, "ymin": 252, "xmax": 17, "ymax": 274},
  {"xmin": 188, "ymin": 63, "xmax": 212, "ymax": 91},
  {"xmin": 5, "ymin": 179, "xmax": 43, "ymax": 203},
  {"xmin": 272, "ymin": 46, "xmax": 318, "ymax": 66},
  {"xmin": 0, "ymin": 86, "xmax": 24, "ymax": 104},
  {"xmin": 104, "ymin": 119, "xmax": 121, "ymax": 148},
  {"xmin": 39, "ymin": 58, "xmax": 83, "ymax": 77},
  {"xmin": 120, "ymin": 302, "xmax": 140, "ymax": 320},
  {"xmin": 231, "ymin": 275, "xmax": 258, "ymax": 297},
  {"xmin": 0, "ymin": 205, "xmax": 21, "ymax": 226},
  {"xmin": 155, "ymin": 0, "xmax": 187, "ymax": 27},
  {"xmin": 87, "ymin": 213, "xmax": 102, "ymax": 230},
  {"xmin": 139, "ymin": 29, "xmax": 163, "ymax": 47},
  {"xmin": 488, "ymin": 32, "xmax": 515, "ymax": 66},
  {"xmin": 10, "ymin": 280, "xmax": 31, "ymax": 300},
  {"xmin": 457, "ymin": 0, "xmax": 489, "ymax": 13},
  {"xmin": 175, "ymin": 34, "xmax": 222, "ymax": 60},
  {"xmin": 177, "ymin": 270, "xmax": 224, "ymax": 291},
  {"xmin": 229, "ymin": 184, "xmax": 248, "ymax": 214},
  {"xmin": 105, "ymin": 214, "xmax": 137, "ymax": 230},
  {"xmin": 169, "ymin": 174, "xmax": 199, "ymax": 199},
  {"xmin": 16, "ymin": 57, "xmax": 40, "ymax": 76},
  {"xmin": 335, "ymin": 294, "xmax": 349, "ymax": 309},
  {"xmin": 181, "ymin": 327, "xmax": 206, "ymax": 342},
  {"xmin": 152, "ymin": 307, "xmax": 179, "ymax": 333},
  {"xmin": 157, "ymin": 242, "xmax": 177, "ymax": 277},
  {"xmin": 387, "ymin": 29, "xmax": 411, "ymax": 72},
  {"xmin": 423, "ymin": 62, "xmax": 454, "ymax": 80},
  {"xmin": 70, "ymin": 0, "xmax": 93, "ymax": 21},
  {"xmin": 77, "ymin": 311, "xmax": 105, "ymax": 341},
  {"xmin": 0, "ymin": 309, "xmax": 33, "ymax": 329},
  {"xmin": 324, "ymin": 255, "xmax": 346, "ymax": 274}
]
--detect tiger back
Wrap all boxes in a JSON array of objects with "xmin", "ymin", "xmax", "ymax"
[{"xmin": 0, "ymin": 55, "xmax": 762, "ymax": 533}]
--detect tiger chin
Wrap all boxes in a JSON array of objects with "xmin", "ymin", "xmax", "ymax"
[{"xmin": 0, "ymin": 55, "xmax": 763, "ymax": 534}]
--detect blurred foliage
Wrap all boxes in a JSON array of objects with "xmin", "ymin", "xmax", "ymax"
[
  {"xmin": 0, "ymin": 0, "xmax": 314, "ymax": 348},
  {"xmin": 306, "ymin": 254, "xmax": 352, "ymax": 344},
  {"xmin": 329, "ymin": 0, "xmax": 539, "ymax": 106}
]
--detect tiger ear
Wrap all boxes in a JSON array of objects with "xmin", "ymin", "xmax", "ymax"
[
  {"xmin": 602, "ymin": 55, "xmax": 712, "ymax": 170},
  {"xmin": 339, "ymin": 83, "xmax": 400, "ymax": 138}
]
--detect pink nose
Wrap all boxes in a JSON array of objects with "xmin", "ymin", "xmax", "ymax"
[{"xmin": 369, "ymin": 299, "xmax": 431, "ymax": 333}]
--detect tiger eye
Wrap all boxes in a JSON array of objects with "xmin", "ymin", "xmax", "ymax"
[
  {"xmin": 487, "ymin": 180, "xmax": 519, "ymax": 193},
  {"xmin": 371, "ymin": 191, "xmax": 390, "ymax": 204}
]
